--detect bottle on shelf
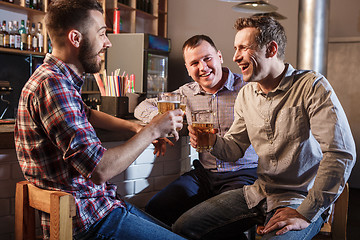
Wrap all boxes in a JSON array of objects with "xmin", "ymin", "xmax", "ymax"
[
  {"xmin": 26, "ymin": 20, "xmax": 33, "ymax": 51},
  {"xmin": 25, "ymin": 0, "xmax": 30, "ymax": 8},
  {"xmin": 147, "ymin": 0, "xmax": 153, "ymax": 14},
  {"xmin": 19, "ymin": 20, "xmax": 27, "ymax": 51},
  {"xmin": 8, "ymin": 21, "xmax": 15, "ymax": 49},
  {"xmin": 0, "ymin": 22, "xmax": 5, "ymax": 48},
  {"xmin": 13, "ymin": 21, "xmax": 21, "ymax": 50},
  {"xmin": 37, "ymin": 22, "xmax": 43, "ymax": 52},
  {"xmin": 2, "ymin": 21, "xmax": 10, "ymax": 48},
  {"xmin": 31, "ymin": 23, "xmax": 38, "ymax": 52},
  {"xmin": 30, "ymin": 0, "xmax": 37, "ymax": 9},
  {"xmin": 37, "ymin": 0, "xmax": 43, "ymax": 11}
]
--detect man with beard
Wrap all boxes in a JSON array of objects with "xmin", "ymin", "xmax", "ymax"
[
  {"xmin": 134, "ymin": 35, "xmax": 258, "ymax": 229},
  {"xmin": 14, "ymin": 0, "xmax": 185, "ymax": 239},
  {"xmin": 173, "ymin": 16, "xmax": 356, "ymax": 240}
]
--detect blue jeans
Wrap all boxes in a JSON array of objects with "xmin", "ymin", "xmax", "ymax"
[
  {"xmin": 172, "ymin": 188, "xmax": 325, "ymax": 240},
  {"xmin": 145, "ymin": 160, "xmax": 258, "ymax": 226},
  {"xmin": 73, "ymin": 202, "xmax": 186, "ymax": 240}
]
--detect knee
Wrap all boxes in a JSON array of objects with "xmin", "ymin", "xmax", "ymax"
[{"xmin": 172, "ymin": 216, "xmax": 201, "ymax": 240}]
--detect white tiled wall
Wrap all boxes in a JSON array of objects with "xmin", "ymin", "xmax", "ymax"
[{"xmin": 0, "ymin": 136, "xmax": 198, "ymax": 240}]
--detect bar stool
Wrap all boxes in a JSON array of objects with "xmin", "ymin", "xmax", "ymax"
[{"xmin": 15, "ymin": 180, "xmax": 76, "ymax": 240}]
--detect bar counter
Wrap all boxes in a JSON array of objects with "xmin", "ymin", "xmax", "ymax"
[{"xmin": 0, "ymin": 119, "xmax": 189, "ymax": 149}]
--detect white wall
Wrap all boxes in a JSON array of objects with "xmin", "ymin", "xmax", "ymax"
[
  {"xmin": 167, "ymin": 0, "xmax": 360, "ymax": 188},
  {"xmin": 167, "ymin": 0, "xmax": 299, "ymax": 91}
]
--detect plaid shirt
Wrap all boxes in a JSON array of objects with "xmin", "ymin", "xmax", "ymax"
[
  {"xmin": 134, "ymin": 68, "xmax": 258, "ymax": 171},
  {"xmin": 14, "ymin": 54, "xmax": 124, "ymax": 238}
]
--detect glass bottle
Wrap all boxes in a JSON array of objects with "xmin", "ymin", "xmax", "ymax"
[
  {"xmin": 9, "ymin": 21, "xmax": 15, "ymax": 49},
  {"xmin": 13, "ymin": 21, "xmax": 21, "ymax": 49},
  {"xmin": 31, "ymin": 23, "xmax": 38, "ymax": 52},
  {"xmin": 37, "ymin": 22, "xmax": 43, "ymax": 52},
  {"xmin": 37, "ymin": 0, "xmax": 42, "ymax": 11},
  {"xmin": 2, "ymin": 21, "xmax": 10, "ymax": 48},
  {"xmin": 19, "ymin": 20, "xmax": 27, "ymax": 50},
  {"xmin": 25, "ymin": 0, "xmax": 30, "ymax": 8},
  {"xmin": 26, "ymin": 20, "xmax": 32, "ymax": 51},
  {"xmin": 0, "ymin": 22, "xmax": 5, "ymax": 48}
]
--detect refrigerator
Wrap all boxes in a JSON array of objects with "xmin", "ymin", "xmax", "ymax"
[
  {"xmin": 106, "ymin": 33, "xmax": 171, "ymax": 97},
  {"xmin": 0, "ymin": 53, "xmax": 44, "ymax": 119}
]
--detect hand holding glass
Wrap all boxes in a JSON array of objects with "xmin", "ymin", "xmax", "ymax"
[{"xmin": 191, "ymin": 110, "xmax": 217, "ymax": 152}]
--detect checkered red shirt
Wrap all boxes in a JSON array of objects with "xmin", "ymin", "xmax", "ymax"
[{"xmin": 14, "ymin": 54, "xmax": 125, "ymax": 238}]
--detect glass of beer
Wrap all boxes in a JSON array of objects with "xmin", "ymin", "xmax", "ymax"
[
  {"xmin": 191, "ymin": 110, "xmax": 215, "ymax": 153},
  {"xmin": 157, "ymin": 92, "xmax": 181, "ymax": 114},
  {"xmin": 180, "ymin": 95, "xmax": 187, "ymax": 114}
]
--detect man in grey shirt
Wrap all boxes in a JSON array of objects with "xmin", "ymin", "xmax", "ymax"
[
  {"xmin": 134, "ymin": 35, "xmax": 258, "ymax": 229},
  {"xmin": 173, "ymin": 16, "xmax": 356, "ymax": 240}
]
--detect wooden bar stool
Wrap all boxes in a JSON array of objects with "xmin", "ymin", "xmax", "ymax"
[{"xmin": 15, "ymin": 180, "xmax": 76, "ymax": 240}]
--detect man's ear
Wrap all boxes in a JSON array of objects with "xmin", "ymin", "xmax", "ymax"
[
  {"xmin": 218, "ymin": 50, "xmax": 224, "ymax": 64},
  {"xmin": 184, "ymin": 63, "xmax": 191, "ymax": 76},
  {"xmin": 68, "ymin": 30, "xmax": 83, "ymax": 48},
  {"xmin": 266, "ymin": 41, "xmax": 278, "ymax": 58}
]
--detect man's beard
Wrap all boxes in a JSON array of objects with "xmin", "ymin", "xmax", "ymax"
[{"xmin": 78, "ymin": 37, "xmax": 102, "ymax": 74}]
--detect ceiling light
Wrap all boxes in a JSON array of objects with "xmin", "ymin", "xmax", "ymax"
[
  {"xmin": 253, "ymin": 12, "xmax": 287, "ymax": 20},
  {"xmin": 232, "ymin": 1, "xmax": 278, "ymax": 13},
  {"xmin": 218, "ymin": 0, "xmax": 251, "ymax": 2}
]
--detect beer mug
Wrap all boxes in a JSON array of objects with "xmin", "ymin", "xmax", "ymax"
[
  {"xmin": 180, "ymin": 95, "xmax": 187, "ymax": 114},
  {"xmin": 157, "ymin": 92, "xmax": 181, "ymax": 114},
  {"xmin": 191, "ymin": 110, "xmax": 216, "ymax": 153}
]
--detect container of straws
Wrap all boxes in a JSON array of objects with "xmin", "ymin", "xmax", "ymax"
[{"xmin": 93, "ymin": 69, "xmax": 135, "ymax": 118}]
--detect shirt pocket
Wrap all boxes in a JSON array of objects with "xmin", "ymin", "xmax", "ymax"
[{"xmin": 276, "ymin": 106, "xmax": 309, "ymax": 141}]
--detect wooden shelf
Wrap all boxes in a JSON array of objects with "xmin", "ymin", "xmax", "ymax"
[
  {"xmin": 104, "ymin": 0, "xmax": 167, "ymax": 37},
  {"xmin": 0, "ymin": 1, "xmax": 45, "ymax": 14},
  {"xmin": 0, "ymin": 0, "xmax": 49, "ymax": 54},
  {"xmin": 0, "ymin": 47, "xmax": 46, "ymax": 56}
]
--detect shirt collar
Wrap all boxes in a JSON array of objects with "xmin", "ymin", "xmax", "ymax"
[
  {"xmin": 44, "ymin": 53, "xmax": 84, "ymax": 92},
  {"xmin": 255, "ymin": 63, "xmax": 295, "ymax": 96},
  {"xmin": 194, "ymin": 67, "xmax": 237, "ymax": 96}
]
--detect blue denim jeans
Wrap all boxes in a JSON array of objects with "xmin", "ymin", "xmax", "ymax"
[
  {"xmin": 173, "ymin": 188, "xmax": 325, "ymax": 240},
  {"xmin": 73, "ymin": 202, "xmax": 186, "ymax": 240},
  {"xmin": 146, "ymin": 160, "xmax": 258, "ymax": 226}
]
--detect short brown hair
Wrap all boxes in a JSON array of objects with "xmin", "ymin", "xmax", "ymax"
[
  {"xmin": 182, "ymin": 35, "xmax": 218, "ymax": 58},
  {"xmin": 45, "ymin": 0, "xmax": 103, "ymax": 45},
  {"xmin": 234, "ymin": 16, "xmax": 287, "ymax": 60}
]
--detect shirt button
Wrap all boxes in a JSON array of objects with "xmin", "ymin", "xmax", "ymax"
[
  {"xmin": 265, "ymin": 118, "xmax": 269, "ymax": 122},
  {"xmin": 217, "ymin": 164, "xmax": 221, "ymax": 168},
  {"xmin": 269, "ymin": 140, "xmax": 273, "ymax": 144},
  {"xmin": 267, "ymin": 97, "xmax": 271, "ymax": 101}
]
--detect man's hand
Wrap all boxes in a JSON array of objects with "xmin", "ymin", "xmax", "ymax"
[
  {"xmin": 188, "ymin": 124, "xmax": 217, "ymax": 149},
  {"xmin": 260, "ymin": 207, "xmax": 311, "ymax": 236},
  {"xmin": 149, "ymin": 109, "xmax": 184, "ymax": 141},
  {"xmin": 152, "ymin": 138, "xmax": 174, "ymax": 156}
]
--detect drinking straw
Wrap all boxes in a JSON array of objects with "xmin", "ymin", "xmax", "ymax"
[{"xmin": 93, "ymin": 73, "xmax": 106, "ymax": 96}]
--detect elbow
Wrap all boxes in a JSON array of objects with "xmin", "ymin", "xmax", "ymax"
[{"xmin": 90, "ymin": 169, "xmax": 107, "ymax": 185}]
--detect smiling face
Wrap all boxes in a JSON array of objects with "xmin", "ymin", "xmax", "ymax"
[
  {"xmin": 233, "ymin": 27, "xmax": 269, "ymax": 83},
  {"xmin": 184, "ymin": 40, "xmax": 224, "ymax": 93},
  {"xmin": 78, "ymin": 10, "xmax": 111, "ymax": 73}
]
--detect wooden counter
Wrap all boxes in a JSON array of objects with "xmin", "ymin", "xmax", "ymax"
[{"xmin": 0, "ymin": 120, "xmax": 189, "ymax": 149}]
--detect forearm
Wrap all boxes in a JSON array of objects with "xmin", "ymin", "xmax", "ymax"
[
  {"xmin": 90, "ymin": 109, "xmax": 184, "ymax": 184},
  {"xmin": 89, "ymin": 109, "xmax": 143, "ymax": 134},
  {"xmin": 91, "ymin": 124, "xmax": 159, "ymax": 184},
  {"xmin": 296, "ymin": 151, "xmax": 355, "ymax": 222},
  {"xmin": 134, "ymin": 97, "xmax": 159, "ymax": 123}
]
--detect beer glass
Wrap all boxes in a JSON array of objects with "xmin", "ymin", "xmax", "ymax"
[
  {"xmin": 180, "ymin": 95, "xmax": 187, "ymax": 114},
  {"xmin": 157, "ymin": 92, "xmax": 180, "ymax": 114},
  {"xmin": 191, "ymin": 110, "xmax": 215, "ymax": 153}
]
